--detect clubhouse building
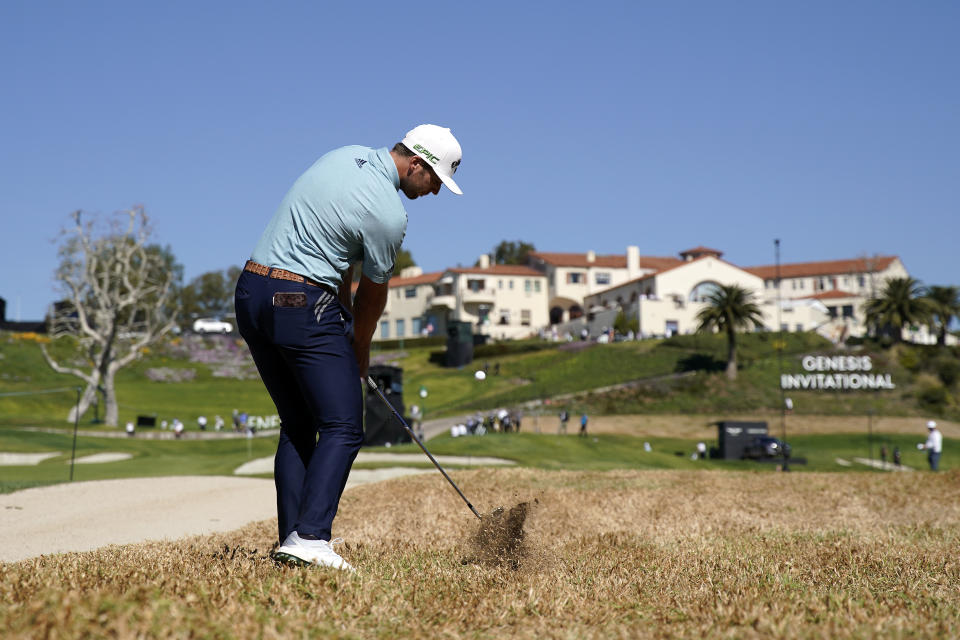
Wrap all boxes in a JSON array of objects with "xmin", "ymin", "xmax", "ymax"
[{"xmin": 371, "ymin": 245, "xmax": 935, "ymax": 345}]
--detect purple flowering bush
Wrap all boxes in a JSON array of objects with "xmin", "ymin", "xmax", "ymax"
[{"xmin": 157, "ymin": 336, "xmax": 259, "ymax": 380}]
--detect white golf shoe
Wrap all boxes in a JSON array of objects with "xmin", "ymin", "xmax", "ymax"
[{"xmin": 273, "ymin": 532, "xmax": 354, "ymax": 572}]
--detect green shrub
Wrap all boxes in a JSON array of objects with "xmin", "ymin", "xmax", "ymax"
[
  {"xmin": 914, "ymin": 373, "xmax": 950, "ymax": 413},
  {"xmin": 935, "ymin": 356, "xmax": 960, "ymax": 388},
  {"xmin": 897, "ymin": 347, "xmax": 921, "ymax": 372}
]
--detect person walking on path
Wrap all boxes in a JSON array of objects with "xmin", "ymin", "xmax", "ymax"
[
  {"xmin": 918, "ymin": 420, "xmax": 943, "ymax": 471},
  {"xmin": 579, "ymin": 413, "xmax": 589, "ymax": 437},
  {"xmin": 234, "ymin": 125, "xmax": 463, "ymax": 571}
]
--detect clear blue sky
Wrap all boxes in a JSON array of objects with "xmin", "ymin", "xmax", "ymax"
[{"xmin": 2, "ymin": 1, "xmax": 957, "ymax": 321}]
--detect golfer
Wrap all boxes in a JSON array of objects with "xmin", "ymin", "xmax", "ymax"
[{"xmin": 235, "ymin": 125, "xmax": 463, "ymax": 570}]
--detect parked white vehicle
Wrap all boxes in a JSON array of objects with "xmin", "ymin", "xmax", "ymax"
[{"xmin": 192, "ymin": 318, "xmax": 233, "ymax": 334}]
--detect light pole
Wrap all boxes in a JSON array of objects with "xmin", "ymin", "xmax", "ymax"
[{"xmin": 775, "ymin": 239, "xmax": 789, "ymax": 471}]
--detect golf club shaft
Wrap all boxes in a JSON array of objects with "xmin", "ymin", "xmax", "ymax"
[{"xmin": 365, "ymin": 376, "xmax": 482, "ymax": 519}]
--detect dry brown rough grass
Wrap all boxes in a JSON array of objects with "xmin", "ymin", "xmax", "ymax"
[{"xmin": 2, "ymin": 468, "xmax": 959, "ymax": 638}]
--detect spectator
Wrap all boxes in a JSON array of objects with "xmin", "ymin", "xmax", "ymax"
[
  {"xmin": 410, "ymin": 404, "xmax": 423, "ymax": 440},
  {"xmin": 231, "ymin": 409, "xmax": 240, "ymax": 432},
  {"xmin": 125, "ymin": 421, "xmax": 135, "ymax": 437},
  {"xmin": 197, "ymin": 415, "xmax": 208, "ymax": 431},
  {"xmin": 579, "ymin": 413, "xmax": 588, "ymax": 437},
  {"xmin": 880, "ymin": 445, "xmax": 888, "ymax": 466},
  {"xmin": 172, "ymin": 418, "xmax": 184, "ymax": 439},
  {"xmin": 214, "ymin": 415, "xmax": 225, "ymax": 432},
  {"xmin": 558, "ymin": 410, "xmax": 569, "ymax": 435},
  {"xmin": 893, "ymin": 446, "xmax": 902, "ymax": 468},
  {"xmin": 696, "ymin": 441, "xmax": 707, "ymax": 460},
  {"xmin": 917, "ymin": 420, "xmax": 943, "ymax": 471}
]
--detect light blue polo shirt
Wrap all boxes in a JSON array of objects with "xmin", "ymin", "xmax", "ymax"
[{"xmin": 250, "ymin": 146, "xmax": 408, "ymax": 289}]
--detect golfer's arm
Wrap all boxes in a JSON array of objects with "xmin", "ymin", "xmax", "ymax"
[{"xmin": 351, "ymin": 275, "xmax": 389, "ymax": 377}]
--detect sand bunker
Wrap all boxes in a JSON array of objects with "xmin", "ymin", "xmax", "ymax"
[
  {"xmin": 234, "ymin": 452, "xmax": 515, "ymax": 476},
  {"xmin": 72, "ymin": 453, "xmax": 134, "ymax": 464},
  {"xmin": 0, "ymin": 452, "xmax": 60, "ymax": 466}
]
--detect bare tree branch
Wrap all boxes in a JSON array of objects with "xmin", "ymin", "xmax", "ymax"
[{"xmin": 44, "ymin": 206, "xmax": 182, "ymax": 426}]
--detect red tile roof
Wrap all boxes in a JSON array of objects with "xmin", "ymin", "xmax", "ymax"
[
  {"xmin": 448, "ymin": 264, "xmax": 544, "ymax": 277},
  {"xmin": 388, "ymin": 271, "xmax": 444, "ymax": 287},
  {"xmin": 679, "ymin": 246, "xmax": 723, "ymax": 258},
  {"xmin": 528, "ymin": 252, "xmax": 626, "ymax": 268},
  {"xmin": 745, "ymin": 256, "xmax": 897, "ymax": 280},
  {"xmin": 529, "ymin": 251, "xmax": 682, "ymax": 271}
]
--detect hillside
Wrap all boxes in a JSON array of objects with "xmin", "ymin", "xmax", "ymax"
[{"xmin": 1, "ymin": 330, "xmax": 957, "ymax": 429}]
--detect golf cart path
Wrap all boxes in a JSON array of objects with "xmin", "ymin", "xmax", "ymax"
[{"xmin": 0, "ymin": 468, "xmax": 432, "ymax": 564}]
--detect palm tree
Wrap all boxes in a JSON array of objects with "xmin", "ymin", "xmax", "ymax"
[
  {"xmin": 924, "ymin": 285, "xmax": 960, "ymax": 347},
  {"xmin": 695, "ymin": 284, "xmax": 765, "ymax": 380},
  {"xmin": 863, "ymin": 277, "xmax": 931, "ymax": 343}
]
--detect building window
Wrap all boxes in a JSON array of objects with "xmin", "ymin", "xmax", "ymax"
[
  {"xmin": 509, "ymin": 280, "xmax": 514, "ymax": 290},
  {"xmin": 404, "ymin": 287, "xmax": 417, "ymax": 299},
  {"xmin": 521, "ymin": 309, "xmax": 531, "ymax": 326},
  {"xmin": 796, "ymin": 324, "xmax": 804, "ymax": 332},
  {"xmin": 791, "ymin": 280, "xmax": 797, "ymax": 290},
  {"xmin": 858, "ymin": 276, "xmax": 866, "ymax": 288},
  {"xmin": 827, "ymin": 306, "xmax": 838, "ymax": 318},
  {"xmin": 498, "ymin": 309, "xmax": 511, "ymax": 325},
  {"xmin": 524, "ymin": 280, "xmax": 531, "ymax": 292},
  {"xmin": 498, "ymin": 279, "xmax": 503, "ymax": 289},
  {"xmin": 665, "ymin": 320, "xmax": 678, "ymax": 337},
  {"xmin": 780, "ymin": 323, "xmax": 789, "ymax": 331},
  {"xmin": 412, "ymin": 317, "xmax": 422, "ymax": 335},
  {"xmin": 534, "ymin": 280, "xmax": 541, "ymax": 292},
  {"xmin": 467, "ymin": 279, "xmax": 485, "ymax": 292},
  {"xmin": 380, "ymin": 321, "xmax": 390, "ymax": 339},
  {"xmin": 842, "ymin": 305, "xmax": 854, "ymax": 318},
  {"xmin": 396, "ymin": 319, "xmax": 405, "ymax": 337},
  {"xmin": 595, "ymin": 272, "xmax": 611, "ymax": 285},
  {"xmin": 567, "ymin": 272, "xmax": 585, "ymax": 284},
  {"xmin": 689, "ymin": 281, "xmax": 721, "ymax": 303}
]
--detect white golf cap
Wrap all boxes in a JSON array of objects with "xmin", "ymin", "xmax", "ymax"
[
  {"xmin": 402, "ymin": 124, "xmax": 463, "ymax": 195},
  {"xmin": 927, "ymin": 420, "xmax": 937, "ymax": 429}
]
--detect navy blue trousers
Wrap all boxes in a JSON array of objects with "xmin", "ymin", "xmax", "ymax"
[{"xmin": 234, "ymin": 270, "xmax": 363, "ymax": 543}]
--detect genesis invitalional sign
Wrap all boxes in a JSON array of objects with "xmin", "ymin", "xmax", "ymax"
[{"xmin": 781, "ymin": 355, "xmax": 895, "ymax": 391}]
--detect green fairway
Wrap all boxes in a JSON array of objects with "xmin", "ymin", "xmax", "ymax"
[
  {"xmin": 5, "ymin": 425, "xmax": 951, "ymax": 494},
  {"xmin": 0, "ymin": 428, "xmax": 277, "ymax": 493}
]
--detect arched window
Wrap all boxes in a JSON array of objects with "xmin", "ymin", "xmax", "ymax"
[{"xmin": 689, "ymin": 281, "xmax": 722, "ymax": 303}]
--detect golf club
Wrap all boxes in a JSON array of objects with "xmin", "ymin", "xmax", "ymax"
[{"xmin": 365, "ymin": 376, "xmax": 482, "ymax": 519}]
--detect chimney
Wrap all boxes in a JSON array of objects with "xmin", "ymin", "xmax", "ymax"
[
  {"xmin": 626, "ymin": 246, "xmax": 640, "ymax": 279},
  {"xmin": 586, "ymin": 250, "xmax": 596, "ymax": 263},
  {"xmin": 399, "ymin": 265, "xmax": 423, "ymax": 279},
  {"xmin": 478, "ymin": 254, "xmax": 491, "ymax": 269}
]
